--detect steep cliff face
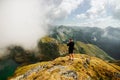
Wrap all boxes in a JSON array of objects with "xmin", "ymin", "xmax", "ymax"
[{"xmin": 9, "ymin": 54, "xmax": 120, "ymax": 80}]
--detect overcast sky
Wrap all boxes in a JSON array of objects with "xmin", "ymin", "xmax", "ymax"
[
  {"xmin": 51, "ymin": 0, "xmax": 120, "ymax": 28},
  {"xmin": 0, "ymin": 0, "xmax": 120, "ymax": 50}
]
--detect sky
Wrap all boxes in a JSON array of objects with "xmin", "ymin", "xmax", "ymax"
[
  {"xmin": 0, "ymin": 0, "xmax": 120, "ymax": 53},
  {"xmin": 53, "ymin": 0, "xmax": 120, "ymax": 28}
]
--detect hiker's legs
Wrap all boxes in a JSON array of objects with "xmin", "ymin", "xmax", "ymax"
[
  {"xmin": 68, "ymin": 49, "xmax": 74, "ymax": 60},
  {"xmin": 71, "ymin": 53, "xmax": 74, "ymax": 59},
  {"xmin": 69, "ymin": 53, "xmax": 74, "ymax": 60},
  {"xmin": 69, "ymin": 54, "xmax": 71, "ymax": 59}
]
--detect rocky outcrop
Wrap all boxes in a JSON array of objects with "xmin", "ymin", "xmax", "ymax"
[
  {"xmin": 9, "ymin": 54, "xmax": 120, "ymax": 80},
  {"xmin": 37, "ymin": 36, "xmax": 60, "ymax": 60},
  {"xmin": 38, "ymin": 36, "xmax": 114, "ymax": 61}
]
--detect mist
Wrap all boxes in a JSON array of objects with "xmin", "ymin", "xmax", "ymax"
[
  {"xmin": 0, "ymin": 0, "xmax": 52, "ymax": 59},
  {"xmin": 0, "ymin": 0, "xmax": 82, "ymax": 58},
  {"xmin": 0, "ymin": 0, "xmax": 50, "ymax": 50}
]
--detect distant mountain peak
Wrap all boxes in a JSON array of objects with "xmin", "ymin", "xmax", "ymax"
[{"xmin": 50, "ymin": 25, "xmax": 120, "ymax": 59}]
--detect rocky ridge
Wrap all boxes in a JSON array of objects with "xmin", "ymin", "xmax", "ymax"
[{"xmin": 9, "ymin": 54, "xmax": 120, "ymax": 80}]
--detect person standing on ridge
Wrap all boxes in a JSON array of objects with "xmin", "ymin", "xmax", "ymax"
[{"xmin": 67, "ymin": 38, "xmax": 75, "ymax": 60}]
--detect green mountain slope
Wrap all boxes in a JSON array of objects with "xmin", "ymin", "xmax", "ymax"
[
  {"xmin": 38, "ymin": 36, "xmax": 114, "ymax": 61},
  {"xmin": 49, "ymin": 25, "xmax": 120, "ymax": 60},
  {"xmin": 75, "ymin": 41, "xmax": 114, "ymax": 61}
]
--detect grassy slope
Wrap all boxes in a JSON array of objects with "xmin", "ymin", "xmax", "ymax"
[
  {"xmin": 9, "ymin": 54, "xmax": 120, "ymax": 80},
  {"xmin": 75, "ymin": 41, "xmax": 114, "ymax": 60},
  {"xmin": 39, "ymin": 36, "xmax": 114, "ymax": 61}
]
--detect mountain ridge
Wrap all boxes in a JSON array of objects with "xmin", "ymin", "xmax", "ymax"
[
  {"xmin": 0, "ymin": 36, "xmax": 115, "ymax": 80},
  {"xmin": 49, "ymin": 25, "xmax": 120, "ymax": 59},
  {"xmin": 9, "ymin": 54, "xmax": 120, "ymax": 80}
]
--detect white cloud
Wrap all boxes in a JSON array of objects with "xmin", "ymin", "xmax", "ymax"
[
  {"xmin": 76, "ymin": 14, "xmax": 87, "ymax": 19},
  {"xmin": 0, "ymin": 0, "xmax": 48, "ymax": 49},
  {"xmin": 86, "ymin": 0, "xmax": 107, "ymax": 19},
  {"xmin": 0, "ymin": 0, "xmax": 83, "ymax": 51},
  {"xmin": 113, "ymin": 5, "xmax": 120, "ymax": 20},
  {"xmin": 75, "ymin": 0, "xmax": 120, "ymax": 28},
  {"xmin": 75, "ymin": 16, "xmax": 120, "ymax": 28},
  {"xmin": 48, "ymin": 0, "xmax": 83, "ymax": 20},
  {"xmin": 75, "ymin": 0, "xmax": 108, "ymax": 20},
  {"xmin": 0, "ymin": 0, "xmax": 120, "ymax": 52}
]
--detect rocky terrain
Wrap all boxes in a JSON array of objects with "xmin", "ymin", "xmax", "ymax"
[
  {"xmin": 9, "ymin": 54, "xmax": 120, "ymax": 80},
  {"xmin": 0, "ymin": 36, "xmax": 116, "ymax": 80}
]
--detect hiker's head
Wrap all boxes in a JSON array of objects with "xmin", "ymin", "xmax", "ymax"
[{"xmin": 69, "ymin": 38, "xmax": 73, "ymax": 42}]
